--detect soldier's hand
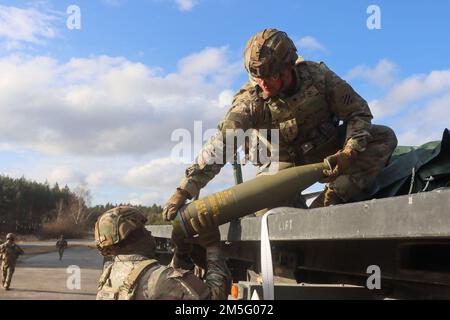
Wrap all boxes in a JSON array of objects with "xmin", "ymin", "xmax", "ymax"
[
  {"xmin": 170, "ymin": 229, "xmax": 194, "ymax": 270},
  {"xmin": 171, "ymin": 229, "xmax": 192, "ymax": 254},
  {"xmin": 323, "ymin": 146, "xmax": 357, "ymax": 181},
  {"xmin": 190, "ymin": 211, "xmax": 220, "ymax": 248},
  {"xmin": 162, "ymin": 188, "xmax": 190, "ymax": 221}
]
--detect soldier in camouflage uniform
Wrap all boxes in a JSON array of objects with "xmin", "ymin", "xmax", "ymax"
[
  {"xmin": 56, "ymin": 235, "xmax": 68, "ymax": 261},
  {"xmin": 95, "ymin": 206, "xmax": 231, "ymax": 300},
  {"xmin": 0, "ymin": 233, "xmax": 24, "ymax": 290},
  {"xmin": 162, "ymin": 28, "xmax": 397, "ymax": 222}
]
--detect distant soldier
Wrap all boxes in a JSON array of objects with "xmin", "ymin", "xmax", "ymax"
[
  {"xmin": 56, "ymin": 235, "xmax": 68, "ymax": 261},
  {"xmin": 0, "ymin": 233, "xmax": 24, "ymax": 290},
  {"xmin": 95, "ymin": 206, "xmax": 231, "ymax": 300}
]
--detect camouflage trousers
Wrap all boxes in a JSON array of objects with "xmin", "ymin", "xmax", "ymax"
[
  {"xmin": 2, "ymin": 262, "xmax": 16, "ymax": 288},
  {"xmin": 257, "ymin": 124, "xmax": 398, "ymax": 209},
  {"xmin": 58, "ymin": 248, "xmax": 65, "ymax": 260},
  {"xmin": 324, "ymin": 124, "xmax": 397, "ymax": 203}
]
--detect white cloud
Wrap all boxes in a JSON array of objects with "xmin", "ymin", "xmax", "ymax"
[
  {"xmin": 216, "ymin": 90, "xmax": 234, "ymax": 109},
  {"xmin": 346, "ymin": 59, "xmax": 398, "ymax": 87},
  {"xmin": 86, "ymin": 171, "xmax": 105, "ymax": 188},
  {"xmin": 1, "ymin": 152, "xmax": 137, "ymax": 203},
  {"xmin": 0, "ymin": 142, "xmax": 17, "ymax": 151},
  {"xmin": 369, "ymin": 69, "xmax": 450, "ymax": 119},
  {"xmin": 0, "ymin": 5, "xmax": 59, "ymax": 47},
  {"xmin": 344, "ymin": 59, "xmax": 448, "ymax": 146},
  {"xmin": 295, "ymin": 36, "xmax": 327, "ymax": 53},
  {"xmin": 0, "ymin": 47, "xmax": 242, "ymax": 157},
  {"xmin": 124, "ymin": 157, "xmax": 185, "ymax": 188},
  {"xmin": 128, "ymin": 192, "xmax": 162, "ymax": 206},
  {"xmin": 123, "ymin": 157, "xmax": 240, "ymax": 205},
  {"xmin": 47, "ymin": 167, "xmax": 85, "ymax": 186},
  {"xmin": 355, "ymin": 64, "xmax": 450, "ymax": 147},
  {"xmin": 0, "ymin": 46, "xmax": 243, "ymax": 205},
  {"xmin": 178, "ymin": 46, "xmax": 240, "ymax": 83},
  {"xmin": 394, "ymin": 93, "xmax": 450, "ymax": 146},
  {"xmin": 33, "ymin": 165, "xmax": 104, "ymax": 190},
  {"xmin": 175, "ymin": 0, "xmax": 198, "ymax": 11}
]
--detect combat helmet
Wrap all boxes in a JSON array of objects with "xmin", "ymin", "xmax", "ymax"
[
  {"xmin": 95, "ymin": 206, "xmax": 148, "ymax": 255},
  {"xmin": 6, "ymin": 233, "xmax": 15, "ymax": 241},
  {"xmin": 244, "ymin": 28, "xmax": 298, "ymax": 80}
]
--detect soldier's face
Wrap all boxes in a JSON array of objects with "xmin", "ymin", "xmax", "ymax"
[{"xmin": 255, "ymin": 74, "xmax": 283, "ymax": 97}]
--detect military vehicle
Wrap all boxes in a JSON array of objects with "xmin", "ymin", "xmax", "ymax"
[{"xmin": 148, "ymin": 128, "xmax": 450, "ymax": 300}]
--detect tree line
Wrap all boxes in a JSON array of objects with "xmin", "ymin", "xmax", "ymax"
[{"xmin": 0, "ymin": 175, "xmax": 167, "ymax": 238}]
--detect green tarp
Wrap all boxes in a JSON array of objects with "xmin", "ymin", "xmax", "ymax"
[{"xmin": 353, "ymin": 128, "xmax": 450, "ymax": 201}]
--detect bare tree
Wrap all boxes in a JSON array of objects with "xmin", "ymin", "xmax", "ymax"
[{"xmin": 71, "ymin": 183, "xmax": 93, "ymax": 225}]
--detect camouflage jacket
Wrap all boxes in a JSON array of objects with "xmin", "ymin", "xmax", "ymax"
[
  {"xmin": 56, "ymin": 239, "xmax": 68, "ymax": 249},
  {"xmin": 0, "ymin": 241, "xmax": 24, "ymax": 266},
  {"xmin": 179, "ymin": 60, "xmax": 374, "ymax": 198},
  {"xmin": 97, "ymin": 250, "xmax": 231, "ymax": 300}
]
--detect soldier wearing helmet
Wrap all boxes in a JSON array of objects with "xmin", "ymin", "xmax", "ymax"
[
  {"xmin": 0, "ymin": 233, "xmax": 24, "ymax": 290},
  {"xmin": 56, "ymin": 234, "xmax": 68, "ymax": 261},
  {"xmin": 95, "ymin": 206, "xmax": 231, "ymax": 300},
  {"xmin": 162, "ymin": 28, "xmax": 397, "ymax": 223}
]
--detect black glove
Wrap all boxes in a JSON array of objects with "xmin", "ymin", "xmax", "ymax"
[{"xmin": 170, "ymin": 229, "xmax": 194, "ymax": 270}]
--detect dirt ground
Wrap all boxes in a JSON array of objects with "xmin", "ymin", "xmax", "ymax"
[{"xmin": 0, "ymin": 240, "xmax": 103, "ymax": 300}]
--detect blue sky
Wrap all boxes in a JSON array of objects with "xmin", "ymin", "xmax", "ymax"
[
  {"xmin": 0, "ymin": 0, "xmax": 449, "ymax": 205},
  {"xmin": 6, "ymin": 0, "xmax": 446, "ymax": 75}
]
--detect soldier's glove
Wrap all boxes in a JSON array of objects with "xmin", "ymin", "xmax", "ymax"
[
  {"xmin": 323, "ymin": 145, "xmax": 357, "ymax": 181},
  {"xmin": 171, "ymin": 230, "xmax": 194, "ymax": 270},
  {"xmin": 190, "ymin": 211, "xmax": 220, "ymax": 248},
  {"xmin": 171, "ymin": 229, "xmax": 192, "ymax": 255},
  {"xmin": 162, "ymin": 188, "xmax": 191, "ymax": 221}
]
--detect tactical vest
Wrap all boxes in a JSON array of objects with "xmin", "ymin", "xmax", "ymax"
[
  {"xmin": 56, "ymin": 240, "xmax": 67, "ymax": 248},
  {"xmin": 97, "ymin": 259, "xmax": 211, "ymax": 300},
  {"xmin": 97, "ymin": 258, "xmax": 160, "ymax": 300},
  {"xmin": 257, "ymin": 61, "xmax": 342, "ymax": 164},
  {"xmin": 1, "ymin": 243, "xmax": 20, "ymax": 265}
]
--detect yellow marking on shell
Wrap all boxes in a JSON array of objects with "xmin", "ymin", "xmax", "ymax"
[
  {"xmin": 216, "ymin": 191, "xmax": 228, "ymax": 206},
  {"xmin": 223, "ymin": 190, "xmax": 234, "ymax": 201},
  {"xmin": 208, "ymin": 195, "xmax": 221, "ymax": 216},
  {"xmin": 216, "ymin": 192, "xmax": 224, "ymax": 206},
  {"xmin": 195, "ymin": 200, "xmax": 208, "ymax": 216}
]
